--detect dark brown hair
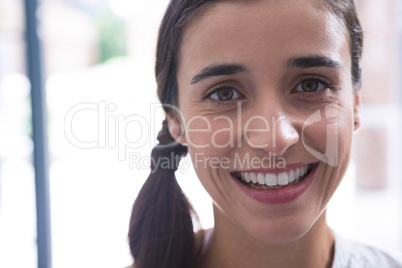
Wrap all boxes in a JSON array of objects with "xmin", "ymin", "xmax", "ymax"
[{"xmin": 128, "ymin": 1, "xmax": 363, "ymax": 267}]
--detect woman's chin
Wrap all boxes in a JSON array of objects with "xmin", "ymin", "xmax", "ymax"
[{"xmin": 240, "ymin": 217, "xmax": 316, "ymax": 245}]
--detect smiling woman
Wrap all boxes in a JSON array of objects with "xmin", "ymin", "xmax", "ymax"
[{"xmin": 127, "ymin": 0, "xmax": 402, "ymax": 268}]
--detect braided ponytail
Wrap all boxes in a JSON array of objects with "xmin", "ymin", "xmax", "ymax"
[
  {"xmin": 128, "ymin": 119, "xmax": 200, "ymax": 268},
  {"xmin": 127, "ymin": 1, "xmax": 213, "ymax": 265}
]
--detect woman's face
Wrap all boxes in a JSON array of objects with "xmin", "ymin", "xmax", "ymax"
[{"xmin": 171, "ymin": 0, "xmax": 360, "ymax": 243}]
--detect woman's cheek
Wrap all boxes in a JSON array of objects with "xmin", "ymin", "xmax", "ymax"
[
  {"xmin": 184, "ymin": 116, "xmax": 213, "ymax": 152},
  {"xmin": 301, "ymin": 106, "xmax": 353, "ymax": 166},
  {"xmin": 185, "ymin": 117, "xmax": 236, "ymax": 153},
  {"xmin": 300, "ymin": 117, "xmax": 337, "ymax": 167}
]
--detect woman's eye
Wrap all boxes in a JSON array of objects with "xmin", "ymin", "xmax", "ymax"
[
  {"xmin": 295, "ymin": 79, "xmax": 327, "ymax": 93},
  {"xmin": 209, "ymin": 87, "xmax": 240, "ymax": 101}
]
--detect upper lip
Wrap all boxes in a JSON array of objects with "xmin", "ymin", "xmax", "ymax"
[{"xmin": 232, "ymin": 162, "xmax": 317, "ymax": 174}]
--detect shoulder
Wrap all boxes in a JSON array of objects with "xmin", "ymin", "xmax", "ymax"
[{"xmin": 332, "ymin": 232, "xmax": 402, "ymax": 268}]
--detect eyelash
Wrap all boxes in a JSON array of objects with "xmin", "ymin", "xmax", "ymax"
[
  {"xmin": 292, "ymin": 76, "xmax": 335, "ymax": 97},
  {"xmin": 203, "ymin": 76, "xmax": 335, "ymax": 103},
  {"xmin": 203, "ymin": 84, "xmax": 244, "ymax": 104}
]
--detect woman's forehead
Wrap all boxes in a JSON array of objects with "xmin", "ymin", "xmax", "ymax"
[{"xmin": 178, "ymin": 0, "xmax": 350, "ymax": 81}]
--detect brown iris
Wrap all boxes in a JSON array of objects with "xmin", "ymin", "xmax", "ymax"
[
  {"xmin": 216, "ymin": 87, "xmax": 233, "ymax": 101},
  {"xmin": 301, "ymin": 80, "xmax": 318, "ymax": 92}
]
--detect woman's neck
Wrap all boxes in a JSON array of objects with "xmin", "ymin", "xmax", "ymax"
[{"xmin": 197, "ymin": 207, "xmax": 335, "ymax": 268}]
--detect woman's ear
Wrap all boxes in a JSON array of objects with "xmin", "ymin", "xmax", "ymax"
[
  {"xmin": 353, "ymin": 92, "xmax": 362, "ymax": 131},
  {"xmin": 167, "ymin": 113, "xmax": 187, "ymax": 145}
]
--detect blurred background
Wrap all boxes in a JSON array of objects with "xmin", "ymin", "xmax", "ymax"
[{"xmin": 0, "ymin": 0, "xmax": 401, "ymax": 267}]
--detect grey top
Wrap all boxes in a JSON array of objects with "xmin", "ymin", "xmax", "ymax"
[
  {"xmin": 126, "ymin": 229, "xmax": 402, "ymax": 268},
  {"xmin": 333, "ymin": 232, "xmax": 402, "ymax": 268}
]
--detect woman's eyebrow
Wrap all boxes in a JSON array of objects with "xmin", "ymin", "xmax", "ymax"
[
  {"xmin": 286, "ymin": 56, "xmax": 343, "ymax": 69},
  {"xmin": 191, "ymin": 64, "xmax": 248, "ymax": 84},
  {"xmin": 190, "ymin": 57, "xmax": 340, "ymax": 84}
]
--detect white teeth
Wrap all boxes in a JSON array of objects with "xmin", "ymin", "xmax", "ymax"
[
  {"xmin": 245, "ymin": 172, "xmax": 251, "ymax": 183},
  {"xmin": 278, "ymin": 172, "xmax": 289, "ymax": 185},
  {"xmin": 238, "ymin": 164, "xmax": 312, "ymax": 188},
  {"xmin": 250, "ymin": 173, "xmax": 257, "ymax": 184},
  {"xmin": 265, "ymin": 173, "xmax": 277, "ymax": 186},
  {"xmin": 289, "ymin": 169, "xmax": 295, "ymax": 183},
  {"xmin": 295, "ymin": 168, "xmax": 300, "ymax": 179},
  {"xmin": 257, "ymin": 173, "xmax": 265, "ymax": 184}
]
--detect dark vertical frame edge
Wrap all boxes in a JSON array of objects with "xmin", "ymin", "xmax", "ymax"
[{"xmin": 23, "ymin": 0, "xmax": 52, "ymax": 267}]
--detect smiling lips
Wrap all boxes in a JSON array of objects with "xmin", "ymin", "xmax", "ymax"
[
  {"xmin": 231, "ymin": 163, "xmax": 318, "ymax": 204},
  {"xmin": 233, "ymin": 164, "xmax": 314, "ymax": 190}
]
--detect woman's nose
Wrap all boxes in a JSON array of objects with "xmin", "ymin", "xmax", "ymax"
[{"xmin": 244, "ymin": 113, "xmax": 300, "ymax": 156}]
